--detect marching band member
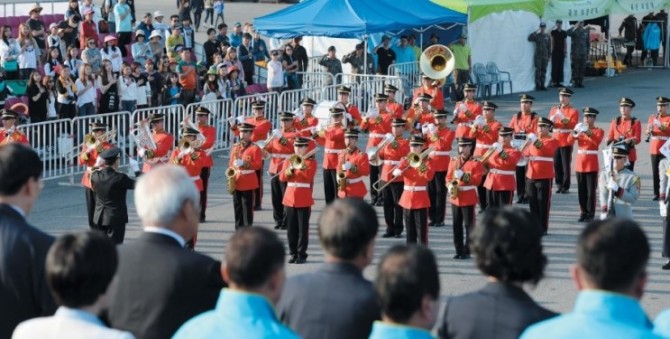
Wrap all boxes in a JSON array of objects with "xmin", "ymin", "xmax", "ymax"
[
  {"xmin": 195, "ymin": 107, "xmax": 216, "ymax": 222},
  {"xmin": 549, "ymin": 88, "xmax": 579, "ymax": 194},
  {"xmin": 379, "ymin": 118, "xmax": 410, "ymax": 238},
  {"xmin": 79, "ymin": 121, "xmax": 113, "ymax": 231},
  {"xmin": 646, "ymin": 96, "xmax": 670, "ymax": 201},
  {"xmin": 424, "ymin": 110, "xmax": 454, "ymax": 227},
  {"xmin": 140, "ymin": 113, "xmax": 174, "ymax": 173},
  {"xmin": 265, "ymin": 112, "xmax": 300, "ymax": 230},
  {"xmin": 397, "ymin": 136, "xmax": 434, "ymax": 245},
  {"xmin": 231, "ymin": 100, "xmax": 272, "ymax": 210},
  {"xmin": 568, "ymin": 107, "xmax": 604, "ymax": 222},
  {"xmin": 412, "ymin": 74, "xmax": 444, "ymax": 110},
  {"xmin": 294, "ymin": 97, "xmax": 319, "ymax": 134},
  {"xmin": 279, "ymin": 137, "xmax": 317, "ymax": 264},
  {"xmin": 360, "ymin": 93, "xmax": 393, "ymax": 206},
  {"xmin": 0, "ymin": 109, "xmax": 29, "ymax": 145},
  {"xmin": 483, "ymin": 127, "xmax": 522, "ymax": 207},
  {"xmin": 470, "ymin": 101, "xmax": 501, "ymax": 211},
  {"xmin": 229, "ymin": 123, "xmax": 263, "ymax": 230},
  {"xmin": 446, "ymin": 137, "xmax": 484, "ymax": 259},
  {"xmin": 451, "ymin": 83, "xmax": 482, "ymax": 138},
  {"xmin": 598, "ymin": 143, "xmax": 640, "ymax": 220},
  {"xmin": 605, "ymin": 97, "xmax": 641, "ymax": 170},
  {"xmin": 405, "ymin": 93, "xmax": 434, "ymax": 135},
  {"xmin": 313, "ymin": 107, "xmax": 346, "ymax": 204},
  {"xmin": 337, "ymin": 128, "xmax": 370, "ymax": 199},
  {"xmin": 384, "ymin": 84, "xmax": 404, "ymax": 118},
  {"xmin": 523, "ymin": 117, "xmax": 559, "ymax": 235},
  {"xmin": 336, "ymin": 86, "xmax": 362, "ymax": 127},
  {"xmin": 509, "ymin": 94, "xmax": 539, "ymax": 204}
]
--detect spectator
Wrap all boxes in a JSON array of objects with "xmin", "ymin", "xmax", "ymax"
[
  {"xmin": 103, "ymin": 0, "xmax": 118, "ymax": 33},
  {"xmin": 181, "ymin": 17, "xmax": 195, "ymax": 50},
  {"xmin": 408, "ymin": 34, "xmax": 421, "ymax": 61},
  {"xmin": 27, "ymin": 71, "xmax": 49, "ymax": 123},
  {"xmin": 425, "ymin": 33, "xmax": 440, "ymax": 49},
  {"xmin": 145, "ymin": 59, "xmax": 164, "ymax": 107},
  {"xmin": 374, "ymin": 35, "xmax": 396, "ymax": 75},
  {"xmin": 203, "ymin": 28, "xmax": 220, "ymax": 67},
  {"xmin": 251, "ymin": 32, "xmax": 269, "ymax": 63},
  {"xmin": 65, "ymin": 0, "xmax": 82, "ymax": 22},
  {"xmin": 152, "ymin": 11, "xmax": 168, "ymax": 41},
  {"xmin": 82, "ymin": 37, "xmax": 102, "ymax": 74},
  {"xmin": 318, "ymin": 46, "xmax": 342, "ymax": 86},
  {"xmin": 290, "ymin": 37, "xmax": 309, "ymax": 87},
  {"xmin": 202, "ymin": 69, "xmax": 219, "ymax": 101},
  {"xmin": 63, "ymin": 46, "xmax": 82, "ymax": 79},
  {"xmin": 43, "ymin": 47, "xmax": 62, "ymax": 77},
  {"xmin": 148, "ymin": 30, "xmax": 164, "ymax": 63},
  {"xmin": 12, "ymin": 231, "xmax": 134, "ymax": 339},
  {"xmin": 161, "ymin": 72, "xmax": 181, "ymax": 105},
  {"xmin": 26, "ymin": 4, "xmax": 47, "ymax": 59},
  {"xmin": 522, "ymin": 219, "xmax": 658, "ymax": 339},
  {"xmin": 117, "ymin": 64, "xmax": 138, "ymax": 113},
  {"xmin": 44, "ymin": 76, "xmax": 58, "ymax": 121},
  {"xmin": 449, "ymin": 32, "xmax": 472, "ymax": 94},
  {"xmin": 75, "ymin": 63, "xmax": 97, "ymax": 116},
  {"xmin": 105, "ymin": 165, "xmax": 225, "ymax": 338},
  {"xmin": 178, "ymin": 0, "xmax": 192, "ymax": 22},
  {"xmin": 97, "ymin": 60, "xmax": 119, "ymax": 113},
  {"xmin": 192, "ymin": 0, "xmax": 204, "ymax": 32},
  {"xmin": 174, "ymin": 227, "xmax": 297, "ymax": 338},
  {"xmin": 278, "ymin": 199, "xmax": 380, "ymax": 339},
  {"xmin": 176, "ymin": 48, "xmax": 197, "ymax": 105},
  {"xmin": 167, "ymin": 14, "xmax": 180, "ymax": 36},
  {"xmin": 58, "ymin": 18, "xmax": 79, "ymax": 52},
  {"xmin": 266, "ymin": 50, "xmax": 284, "ymax": 92},
  {"xmin": 165, "ymin": 28, "xmax": 184, "ymax": 62},
  {"xmin": 237, "ymin": 33, "xmax": 254, "ymax": 85},
  {"xmin": 226, "ymin": 66, "xmax": 244, "ymax": 100},
  {"xmin": 136, "ymin": 12, "xmax": 154, "ymax": 39},
  {"xmin": 393, "ymin": 35, "xmax": 416, "ymax": 64},
  {"xmin": 113, "ymin": 0, "xmax": 133, "ymax": 57},
  {"xmin": 131, "ymin": 30, "xmax": 153, "ymax": 69},
  {"xmin": 101, "ymin": 36, "xmax": 123, "ymax": 75},
  {"xmin": 0, "ymin": 144, "xmax": 56, "ymax": 338},
  {"xmin": 438, "ymin": 207, "xmax": 557, "ymax": 339},
  {"xmin": 370, "ymin": 244, "xmax": 440, "ymax": 338},
  {"xmin": 214, "ymin": 0, "xmax": 225, "ymax": 28},
  {"xmin": 0, "ymin": 25, "xmax": 20, "ymax": 80},
  {"xmin": 17, "ymin": 23, "xmax": 40, "ymax": 80},
  {"xmin": 222, "ymin": 46, "xmax": 244, "ymax": 80},
  {"xmin": 79, "ymin": 8, "xmax": 98, "ymax": 51},
  {"xmin": 216, "ymin": 23, "xmax": 229, "ymax": 46},
  {"xmin": 46, "ymin": 24, "xmax": 65, "ymax": 62},
  {"xmin": 0, "ymin": 71, "xmax": 10, "ymax": 107},
  {"xmin": 229, "ymin": 22, "xmax": 243, "ymax": 48},
  {"xmin": 216, "ymin": 64, "xmax": 229, "ymax": 98},
  {"xmin": 55, "ymin": 65, "xmax": 77, "ymax": 120},
  {"xmin": 80, "ymin": 0, "xmax": 102, "ymax": 32},
  {"xmin": 342, "ymin": 43, "xmax": 374, "ymax": 77},
  {"xmin": 204, "ymin": 0, "xmax": 214, "ymax": 28},
  {"xmin": 131, "ymin": 62, "xmax": 150, "ymax": 109},
  {"xmin": 282, "ymin": 45, "xmax": 298, "ymax": 89}
]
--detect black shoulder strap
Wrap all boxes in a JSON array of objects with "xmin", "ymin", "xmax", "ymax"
[{"xmin": 615, "ymin": 117, "xmax": 621, "ymax": 125}]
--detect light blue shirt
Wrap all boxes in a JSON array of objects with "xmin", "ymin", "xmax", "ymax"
[
  {"xmin": 368, "ymin": 321, "xmax": 434, "ymax": 339},
  {"xmin": 521, "ymin": 290, "xmax": 662, "ymax": 339},
  {"xmin": 653, "ymin": 308, "xmax": 670, "ymax": 337},
  {"xmin": 229, "ymin": 33, "xmax": 242, "ymax": 48},
  {"xmin": 114, "ymin": 3, "xmax": 132, "ymax": 33},
  {"xmin": 392, "ymin": 45, "xmax": 416, "ymax": 64},
  {"xmin": 173, "ymin": 289, "xmax": 299, "ymax": 339}
]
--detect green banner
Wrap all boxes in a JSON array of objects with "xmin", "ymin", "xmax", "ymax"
[
  {"xmin": 611, "ymin": 0, "xmax": 669, "ymax": 14},
  {"xmin": 470, "ymin": 1, "xmax": 544, "ymax": 23},
  {"xmin": 543, "ymin": 0, "xmax": 613, "ymax": 20}
]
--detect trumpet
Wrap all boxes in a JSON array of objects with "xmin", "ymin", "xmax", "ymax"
[
  {"xmin": 181, "ymin": 115, "xmax": 206, "ymax": 149},
  {"xmin": 372, "ymin": 146, "xmax": 433, "ymax": 192},
  {"xmin": 367, "ymin": 135, "xmax": 394, "ymax": 166},
  {"xmin": 646, "ymin": 114, "xmax": 660, "ymax": 143},
  {"xmin": 269, "ymin": 147, "xmax": 318, "ymax": 180}
]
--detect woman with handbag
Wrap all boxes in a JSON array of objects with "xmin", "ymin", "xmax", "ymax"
[{"xmin": 0, "ymin": 25, "xmax": 20, "ymax": 80}]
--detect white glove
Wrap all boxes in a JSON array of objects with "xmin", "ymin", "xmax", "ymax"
[
  {"xmin": 345, "ymin": 113, "xmax": 352, "ymax": 121},
  {"xmin": 392, "ymin": 168, "xmax": 402, "ymax": 177},
  {"xmin": 236, "ymin": 116, "xmax": 245, "ymax": 125},
  {"xmin": 527, "ymin": 133, "xmax": 538, "ymax": 142},
  {"xmin": 272, "ymin": 129, "xmax": 282, "ymax": 139},
  {"xmin": 384, "ymin": 133, "xmax": 395, "ymax": 143},
  {"xmin": 428, "ymin": 123, "xmax": 436, "ymax": 134},
  {"xmin": 475, "ymin": 115, "xmax": 485, "ymax": 127},
  {"xmin": 309, "ymin": 126, "xmax": 318, "ymax": 134},
  {"xmin": 342, "ymin": 162, "xmax": 352, "ymax": 171},
  {"xmin": 234, "ymin": 159, "xmax": 244, "ymax": 168},
  {"xmin": 608, "ymin": 178, "xmax": 619, "ymax": 191},
  {"xmin": 294, "ymin": 111, "xmax": 304, "ymax": 120},
  {"xmin": 654, "ymin": 119, "xmax": 662, "ymax": 127},
  {"xmin": 580, "ymin": 124, "xmax": 589, "ymax": 133},
  {"xmin": 574, "ymin": 123, "xmax": 584, "ymax": 133},
  {"xmin": 455, "ymin": 169, "xmax": 464, "ymax": 179},
  {"xmin": 414, "ymin": 122, "xmax": 421, "ymax": 130},
  {"xmin": 367, "ymin": 109, "xmax": 379, "ymax": 119},
  {"xmin": 137, "ymin": 148, "xmax": 146, "ymax": 158},
  {"xmin": 129, "ymin": 158, "xmax": 140, "ymax": 172},
  {"xmin": 492, "ymin": 142, "xmax": 502, "ymax": 152},
  {"xmin": 661, "ymin": 201, "xmax": 667, "ymax": 217},
  {"xmin": 421, "ymin": 124, "xmax": 429, "ymax": 135},
  {"xmin": 552, "ymin": 111, "xmax": 564, "ymax": 121},
  {"xmin": 599, "ymin": 212, "xmax": 608, "ymax": 220}
]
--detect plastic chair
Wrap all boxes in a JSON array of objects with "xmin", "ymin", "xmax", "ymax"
[
  {"xmin": 486, "ymin": 62, "xmax": 513, "ymax": 96},
  {"xmin": 472, "ymin": 63, "xmax": 491, "ymax": 99}
]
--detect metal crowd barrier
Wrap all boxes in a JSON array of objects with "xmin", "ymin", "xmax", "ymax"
[
  {"xmin": 185, "ymin": 99, "xmax": 235, "ymax": 151},
  {"xmin": 388, "ymin": 61, "xmax": 421, "ymax": 98},
  {"xmin": 233, "ymin": 92, "xmax": 280, "ymax": 128},
  {"xmin": 305, "ymin": 56, "xmax": 324, "ymax": 73},
  {"xmin": 130, "ymin": 105, "xmax": 186, "ymax": 150},
  {"xmin": 297, "ymin": 72, "xmax": 336, "ymax": 89},
  {"xmin": 278, "ymin": 87, "xmax": 323, "ymax": 113},
  {"xmin": 18, "ymin": 118, "xmax": 73, "ymax": 181}
]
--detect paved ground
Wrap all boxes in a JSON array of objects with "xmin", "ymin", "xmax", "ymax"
[{"xmin": 25, "ymin": 1, "xmax": 670, "ymax": 320}]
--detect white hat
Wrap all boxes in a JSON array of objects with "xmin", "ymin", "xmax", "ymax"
[
  {"xmin": 153, "ymin": 10, "xmax": 164, "ymax": 18},
  {"xmin": 135, "ymin": 29, "xmax": 146, "ymax": 37},
  {"xmin": 149, "ymin": 30, "xmax": 162, "ymax": 40}
]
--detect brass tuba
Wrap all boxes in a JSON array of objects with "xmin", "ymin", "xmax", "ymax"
[{"xmin": 420, "ymin": 44, "xmax": 455, "ymax": 84}]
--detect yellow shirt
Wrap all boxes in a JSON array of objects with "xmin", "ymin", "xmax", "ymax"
[{"xmin": 450, "ymin": 43, "xmax": 471, "ymax": 70}]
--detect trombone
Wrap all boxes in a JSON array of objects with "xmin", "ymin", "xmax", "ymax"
[
  {"xmin": 372, "ymin": 146, "xmax": 433, "ymax": 192},
  {"xmin": 269, "ymin": 147, "xmax": 318, "ymax": 180},
  {"xmin": 366, "ymin": 134, "xmax": 394, "ymax": 166}
]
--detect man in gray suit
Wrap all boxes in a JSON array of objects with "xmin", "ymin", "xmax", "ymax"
[{"xmin": 277, "ymin": 198, "xmax": 380, "ymax": 339}]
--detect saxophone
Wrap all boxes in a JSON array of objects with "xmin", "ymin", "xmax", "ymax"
[
  {"xmin": 337, "ymin": 151, "xmax": 349, "ymax": 191},
  {"xmin": 448, "ymin": 157, "xmax": 468, "ymax": 199},
  {"xmin": 226, "ymin": 143, "xmax": 242, "ymax": 194}
]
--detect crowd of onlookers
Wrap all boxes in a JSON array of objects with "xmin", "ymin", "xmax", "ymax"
[{"xmin": 3, "ymin": 141, "xmax": 670, "ymax": 338}]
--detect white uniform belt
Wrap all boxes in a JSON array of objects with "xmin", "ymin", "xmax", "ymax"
[
  {"xmin": 489, "ymin": 169, "xmax": 515, "ymax": 175},
  {"xmin": 369, "ymin": 133, "xmax": 386, "ymax": 138},
  {"xmin": 578, "ymin": 150, "xmax": 599, "ymax": 155},
  {"xmin": 288, "ymin": 182, "xmax": 310, "ymax": 188},
  {"xmin": 475, "ymin": 144, "xmax": 492, "ymax": 149},
  {"xmin": 403, "ymin": 185, "xmax": 427, "ymax": 191},
  {"xmin": 325, "ymin": 148, "xmax": 343, "ymax": 154},
  {"xmin": 347, "ymin": 177, "xmax": 363, "ymax": 184},
  {"xmin": 652, "ymin": 136, "xmax": 670, "ymax": 141},
  {"xmin": 383, "ymin": 160, "xmax": 401, "ymax": 165},
  {"xmin": 529, "ymin": 156, "xmax": 554, "ymax": 162},
  {"xmin": 238, "ymin": 170, "xmax": 255, "ymax": 175},
  {"xmin": 190, "ymin": 176, "xmax": 200, "ymax": 181},
  {"xmin": 555, "ymin": 129, "xmax": 572, "ymax": 133},
  {"xmin": 431, "ymin": 151, "xmax": 451, "ymax": 156},
  {"xmin": 271, "ymin": 154, "xmax": 291, "ymax": 159},
  {"xmin": 459, "ymin": 185, "xmax": 476, "ymax": 191}
]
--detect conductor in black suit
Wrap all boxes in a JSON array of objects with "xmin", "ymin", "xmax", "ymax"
[
  {"xmin": 105, "ymin": 165, "xmax": 225, "ymax": 339},
  {"xmin": 438, "ymin": 207, "xmax": 556, "ymax": 339},
  {"xmin": 0, "ymin": 144, "xmax": 57, "ymax": 338},
  {"xmin": 277, "ymin": 198, "xmax": 381, "ymax": 339},
  {"xmin": 90, "ymin": 147, "xmax": 142, "ymax": 244}
]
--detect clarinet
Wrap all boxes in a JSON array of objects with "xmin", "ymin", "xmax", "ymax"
[{"xmin": 645, "ymin": 113, "xmax": 659, "ymax": 143}]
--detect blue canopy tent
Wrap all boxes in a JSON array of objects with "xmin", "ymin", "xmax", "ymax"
[{"xmin": 254, "ymin": 0, "xmax": 467, "ymax": 39}]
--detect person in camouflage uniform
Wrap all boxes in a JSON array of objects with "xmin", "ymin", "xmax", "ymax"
[
  {"xmin": 567, "ymin": 21, "xmax": 592, "ymax": 88},
  {"xmin": 528, "ymin": 22, "xmax": 551, "ymax": 91}
]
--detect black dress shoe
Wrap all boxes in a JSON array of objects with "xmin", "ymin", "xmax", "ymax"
[
  {"xmin": 288, "ymin": 256, "xmax": 297, "ymax": 264},
  {"xmin": 434, "ymin": 222, "xmax": 445, "ymax": 227},
  {"xmin": 578, "ymin": 216, "xmax": 586, "ymax": 222},
  {"xmin": 453, "ymin": 254, "xmax": 462, "ymax": 259},
  {"xmin": 200, "ymin": 216, "xmax": 206, "ymax": 223},
  {"xmin": 428, "ymin": 221, "xmax": 436, "ymax": 227},
  {"xmin": 653, "ymin": 196, "xmax": 660, "ymax": 201},
  {"xmin": 663, "ymin": 261, "xmax": 670, "ymax": 270},
  {"xmin": 522, "ymin": 197, "xmax": 530, "ymax": 204},
  {"xmin": 296, "ymin": 257, "xmax": 307, "ymax": 264},
  {"xmin": 374, "ymin": 201, "xmax": 384, "ymax": 206},
  {"xmin": 274, "ymin": 224, "xmax": 282, "ymax": 230},
  {"xmin": 382, "ymin": 233, "xmax": 394, "ymax": 238},
  {"xmin": 516, "ymin": 197, "xmax": 524, "ymax": 204},
  {"xmin": 561, "ymin": 189, "xmax": 570, "ymax": 194},
  {"xmin": 556, "ymin": 188, "xmax": 563, "ymax": 194},
  {"xmin": 254, "ymin": 206, "xmax": 262, "ymax": 211},
  {"xmin": 394, "ymin": 234, "xmax": 403, "ymax": 239},
  {"xmin": 461, "ymin": 254, "xmax": 471, "ymax": 259}
]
